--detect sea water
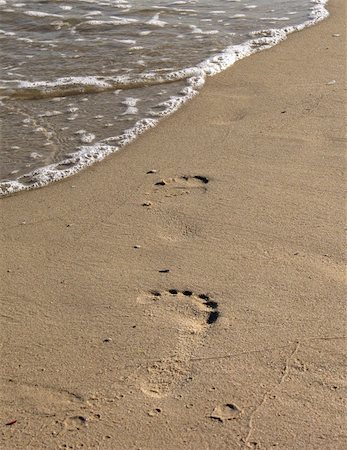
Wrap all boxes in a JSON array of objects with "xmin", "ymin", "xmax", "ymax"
[{"xmin": 0, "ymin": 0, "xmax": 328, "ymax": 196}]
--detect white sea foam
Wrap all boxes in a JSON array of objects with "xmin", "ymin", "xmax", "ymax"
[
  {"xmin": 24, "ymin": 10, "xmax": 63, "ymax": 18},
  {"xmin": 81, "ymin": 18, "xmax": 138, "ymax": 26},
  {"xmin": 38, "ymin": 110, "xmax": 62, "ymax": 117},
  {"xmin": 79, "ymin": 133, "xmax": 96, "ymax": 144},
  {"xmin": 190, "ymin": 25, "xmax": 219, "ymax": 35},
  {"xmin": 115, "ymin": 39, "xmax": 137, "ymax": 44},
  {"xmin": 19, "ymin": 76, "xmax": 111, "ymax": 90},
  {"xmin": 30, "ymin": 152, "xmax": 43, "ymax": 159},
  {"xmin": 146, "ymin": 13, "xmax": 167, "ymax": 27}
]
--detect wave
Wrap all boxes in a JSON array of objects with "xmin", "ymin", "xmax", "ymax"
[{"xmin": 1, "ymin": 69, "xmax": 203, "ymax": 100}]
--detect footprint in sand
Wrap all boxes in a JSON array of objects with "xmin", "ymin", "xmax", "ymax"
[
  {"xmin": 151, "ymin": 175, "xmax": 209, "ymax": 198},
  {"xmin": 2, "ymin": 381, "xmax": 88, "ymax": 416},
  {"xmin": 136, "ymin": 289, "xmax": 219, "ymax": 398},
  {"xmin": 63, "ymin": 415, "xmax": 88, "ymax": 431}
]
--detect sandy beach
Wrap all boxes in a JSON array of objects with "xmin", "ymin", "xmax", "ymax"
[{"xmin": 1, "ymin": 0, "xmax": 346, "ymax": 448}]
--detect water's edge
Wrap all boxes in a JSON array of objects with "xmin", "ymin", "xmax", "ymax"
[{"xmin": 0, "ymin": 0, "xmax": 329, "ymax": 197}]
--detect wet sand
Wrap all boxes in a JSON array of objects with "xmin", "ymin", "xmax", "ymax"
[{"xmin": 0, "ymin": 0, "xmax": 346, "ymax": 448}]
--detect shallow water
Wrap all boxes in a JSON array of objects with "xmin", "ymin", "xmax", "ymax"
[{"xmin": 0, "ymin": 0, "xmax": 328, "ymax": 195}]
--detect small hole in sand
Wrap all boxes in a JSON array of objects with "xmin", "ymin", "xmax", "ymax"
[
  {"xmin": 194, "ymin": 175, "xmax": 209, "ymax": 184},
  {"xmin": 182, "ymin": 290, "xmax": 193, "ymax": 297},
  {"xmin": 151, "ymin": 291, "xmax": 161, "ymax": 297},
  {"xmin": 205, "ymin": 300, "xmax": 218, "ymax": 310},
  {"xmin": 207, "ymin": 311, "xmax": 219, "ymax": 325},
  {"xmin": 168, "ymin": 289, "xmax": 178, "ymax": 295}
]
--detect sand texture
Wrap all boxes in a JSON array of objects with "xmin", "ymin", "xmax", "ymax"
[{"xmin": 0, "ymin": 0, "xmax": 346, "ymax": 448}]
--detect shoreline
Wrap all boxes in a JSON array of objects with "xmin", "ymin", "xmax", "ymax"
[
  {"xmin": 1, "ymin": 0, "xmax": 346, "ymax": 448},
  {"xmin": 0, "ymin": 0, "xmax": 330, "ymax": 197}
]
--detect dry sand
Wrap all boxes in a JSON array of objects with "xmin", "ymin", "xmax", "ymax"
[{"xmin": 1, "ymin": 0, "xmax": 346, "ymax": 448}]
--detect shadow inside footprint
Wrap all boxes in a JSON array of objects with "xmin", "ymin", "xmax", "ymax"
[
  {"xmin": 141, "ymin": 289, "xmax": 220, "ymax": 327},
  {"xmin": 193, "ymin": 175, "xmax": 209, "ymax": 184},
  {"xmin": 136, "ymin": 288, "xmax": 220, "ymax": 397},
  {"xmin": 178, "ymin": 289, "xmax": 219, "ymax": 325},
  {"xmin": 64, "ymin": 415, "xmax": 88, "ymax": 431},
  {"xmin": 154, "ymin": 175, "xmax": 209, "ymax": 191},
  {"xmin": 180, "ymin": 175, "xmax": 209, "ymax": 185}
]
